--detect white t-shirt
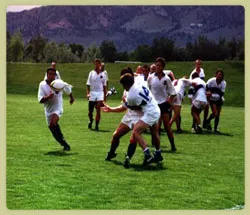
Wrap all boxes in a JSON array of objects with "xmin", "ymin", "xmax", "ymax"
[
  {"xmin": 147, "ymin": 73, "xmax": 176, "ymax": 104},
  {"xmin": 173, "ymin": 78, "xmax": 192, "ymax": 98},
  {"xmin": 38, "ymin": 80, "xmax": 63, "ymax": 116},
  {"xmin": 206, "ymin": 77, "xmax": 227, "ymax": 101},
  {"xmin": 189, "ymin": 68, "xmax": 205, "ymax": 79},
  {"xmin": 191, "ymin": 77, "xmax": 207, "ymax": 103},
  {"xmin": 86, "ymin": 70, "xmax": 107, "ymax": 92},
  {"xmin": 44, "ymin": 70, "xmax": 61, "ymax": 80}
]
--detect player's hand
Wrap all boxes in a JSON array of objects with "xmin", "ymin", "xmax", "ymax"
[
  {"xmin": 86, "ymin": 94, "xmax": 90, "ymax": 100},
  {"xmin": 69, "ymin": 97, "xmax": 75, "ymax": 105},
  {"xmin": 47, "ymin": 91, "xmax": 54, "ymax": 99},
  {"xmin": 101, "ymin": 103, "xmax": 111, "ymax": 112}
]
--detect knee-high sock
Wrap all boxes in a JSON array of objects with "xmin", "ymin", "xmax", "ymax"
[
  {"xmin": 49, "ymin": 124, "xmax": 67, "ymax": 146},
  {"xmin": 126, "ymin": 140, "xmax": 137, "ymax": 159},
  {"xmin": 214, "ymin": 116, "xmax": 220, "ymax": 131}
]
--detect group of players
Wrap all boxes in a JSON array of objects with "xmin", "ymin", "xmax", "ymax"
[{"xmin": 37, "ymin": 58, "xmax": 226, "ymax": 168}]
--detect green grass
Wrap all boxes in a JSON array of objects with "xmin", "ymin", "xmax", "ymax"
[
  {"xmin": 7, "ymin": 94, "xmax": 244, "ymax": 209},
  {"xmin": 7, "ymin": 61, "xmax": 244, "ymax": 106}
]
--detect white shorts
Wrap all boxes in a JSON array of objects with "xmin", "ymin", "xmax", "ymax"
[
  {"xmin": 141, "ymin": 109, "xmax": 160, "ymax": 126},
  {"xmin": 192, "ymin": 100, "xmax": 207, "ymax": 110},
  {"xmin": 121, "ymin": 110, "xmax": 143, "ymax": 129},
  {"xmin": 89, "ymin": 91, "xmax": 104, "ymax": 101},
  {"xmin": 45, "ymin": 110, "xmax": 63, "ymax": 125},
  {"xmin": 172, "ymin": 93, "xmax": 182, "ymax": 106}
]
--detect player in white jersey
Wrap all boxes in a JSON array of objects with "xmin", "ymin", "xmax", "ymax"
[
  {"xmin": 169, "ymin": 76, "xmax": 191, "ymax": 132},
  {"xmin": 205, "ymin": 69, "xmax": 227, "ymax": 133},
  {"xmin": 38, "ymin": 67, "xmax": 74, "ymax": 151},
  {"xmin": 44, "ymin": 62, "xmax": 61, "ymax": 80},
  {"xmin": 102, "ymin": 68, "xmax": 144, "ymax": 168},
  {"xmin": 120, "ymin": 73, "xmax": 162, "ymax": 166},
  {"xmin": 190, "ymin": 72, "xmax": 208, "ymax": 133},
  {"xmin": 101, "ymin": 62, "xmax": 109, "ymax": 87},
  {"xmin": 147, "ymin": 57, "xmax": 177, "ymax": 152},
  {"xmin": 86, "ymin": 58, "xmax": 107, "ymax": 131}
]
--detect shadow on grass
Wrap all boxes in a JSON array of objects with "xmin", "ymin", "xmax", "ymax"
[
  {"xmin": 173, "ymin": 129, "xmax": 233, "ymax": 137},
  {"xmin": 109, "ymin": 160, "xmax": 167, "ymax": 171},
  {"xmin": 89, "ymin": 128, "xmax": 111, "ymax": 133},
  {"xmin": 44, "ymin": 151, "xmax": 78, "ymax": 156}
]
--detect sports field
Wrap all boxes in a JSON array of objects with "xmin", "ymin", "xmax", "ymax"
[{"xmin": 6, "ymin": 62, "xmax": 245, "ymax": 210}]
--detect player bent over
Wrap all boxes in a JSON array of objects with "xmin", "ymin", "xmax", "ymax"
[
  {"xmin": 120, "ymin": 73, "xmax": 162, "ymax": 166},
  {"xmin": 190, "ymin": 72, "xmax": 208, "ymax": 134},
  {"xmin": 38, "ymin": 67, "xmax": 75, "ymax": 151},
  {"xmin": 206, "ymin": 69, "xmax": 227, "ymax": 133}
]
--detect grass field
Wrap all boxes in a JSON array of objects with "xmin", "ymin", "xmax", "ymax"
[{"xmin": 6, "ymin": 62, "xmax": 245, "ymax": 210}]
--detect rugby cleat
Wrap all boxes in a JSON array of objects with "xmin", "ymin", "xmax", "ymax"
[
  {"xmin": 123, "ymin": 155, "xmax": 131, "ymax": 168},
  {"xmin": 142, "ymin": 154, "xmax": 154, "ymax": 166}
]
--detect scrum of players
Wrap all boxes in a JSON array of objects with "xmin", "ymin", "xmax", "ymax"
[{"xmin": 39, "ymin": 58, "xmax": 226, "ymax": 168}]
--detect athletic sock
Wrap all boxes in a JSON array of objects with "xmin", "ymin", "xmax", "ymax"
[
  {"xmin": 143, "ymin": 147, "xmax": 150, "ymax": 155},
  {"xmin": 214, "ymin": 116, "xmax": 220, "ymax": 131},
  {"xmin": 49, "ymin": 125, "xmax": 67, "ymax": 146},
  {"xmin": 168, "ymin": 137, "xmax": 176, "ymax": 150},
  {"xmin": 127, "ymin": 142, "xmax": 137, "ymax": 159},
  {"xmin": 110, "ymin": 141, "xmax": 119, "ymax": 154}
]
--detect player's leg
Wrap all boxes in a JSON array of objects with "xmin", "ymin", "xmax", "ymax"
[
  {"xmin": 132, "ymin": 120, "xmax": 154, "ymax": 166},
  {"xmin": 191, "ymin": 104, "xmax": 202, "ymax": 133},
  {"xmin": 150, "ymin": 123, "xmax": 163, "ymax": 162},
  {"xmin": 95, "ymin": 101, "xmax": 104, "ymax": 130},
  {"xmin": 48, "ymin": 113, "xmax": 70, "ymax": 151},
  {"xmin": 88, "ymin": 101, "xmax": 96, "ymax": 129},
  {"xmin": 105, "ymin": 123, "xmax": 130, "ymax": 161},
  {"xmin": 162, "ymin": 113, "xmax": 176, "ymax": 151},
  {"xmin": 207, "ymin": 103, "xmax": 217, "ymax": 130},
  {"xmin": 214, "ymin": 104, "xmax": 222, "ymax": 133}
]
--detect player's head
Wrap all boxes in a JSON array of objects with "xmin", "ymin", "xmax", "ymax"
[
  {"xmin": 135, "ymin": 65, "xmax": 144, "ymax": 75},
  {"xmin": 120, "ymin": 67, "xmax": 134, "ymax": 77},
  {"xmin": 191, "ymin": 72, "xmax": 199, "ymax": 79},
  {"xmin": 142, "ymin": 64, "xmax": 150, "ymax": 79},
  {"xmin": 51, "ymin": 62, "xmax": 57, "ymax": 69},
  {"xmin": 120, "ymin": 73, "xmax": 134, "ymax": 91},
  {"xmin": 215, "ymin": 69, "xmax": 224, "ymax": 81},
  {"xmin": 94, "ymin": 58, "xmax": 102, "ymax": 71},
  {"xmin": 46, "ymin": 67, "xmax": 56, "ymax": 82},
  {"xmin": 195, "ymin": 59, "xmax": 202, "ymax": 68},
  {"xmin": 150, "ymin": 64, "xmax": 157, "ymax": 73},
  {"xmin": 155, "ymin": 57, "xmax": 166, "ymax": 72}
]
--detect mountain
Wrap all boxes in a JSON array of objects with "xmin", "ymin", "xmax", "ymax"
[{"xmin": 6, "ymin": 6, "xmax": 244, "ymax": 51}]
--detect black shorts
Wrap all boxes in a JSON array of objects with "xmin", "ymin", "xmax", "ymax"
[
  {"xmin": 158, "ymin": 102, "xmax": 172, "ymax": 114},
  {"xmin": 209, "ymin": 99, "xmax": 223, "ymax": 106}
]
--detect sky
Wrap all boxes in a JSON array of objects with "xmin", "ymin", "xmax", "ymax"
[{"xmin": 6, "ymin": 5, "xmax": 41, "ymax": 12}]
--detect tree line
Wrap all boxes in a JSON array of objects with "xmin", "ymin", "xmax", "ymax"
[{"xmin": 7, "ymin": 31, "xmax": 244, "ymax": 63}]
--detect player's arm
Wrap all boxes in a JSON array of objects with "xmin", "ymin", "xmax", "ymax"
[
  {"xmin": 86, "ymin": 85, "xmax": 90, "ymax": 100},
  {"xmin": 103, "ymin": 85, "xmax": 107, "ymax": 102},
  {"xmin": 39, "ymin": 91, "xmax": 54, "ymax": 103},
  {"xmin": 101, "ymin": 103, "xmax": 127, "ymax": 113},
  {"xmin": 166, "ymin": 78, "xmax": 176, "ymax": 104}
]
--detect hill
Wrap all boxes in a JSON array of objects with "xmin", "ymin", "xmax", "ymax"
[
  {"xmin": 6, "ymin": 61, "xmax": 244, "ymax": 107},
  {"xmin": 6, "ymin": 6, "xmax": 244, "ymax": 51}
]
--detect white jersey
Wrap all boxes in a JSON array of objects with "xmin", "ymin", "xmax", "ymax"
[
  {"xmin": 147, "ymin": 73, "xmax": 176, "ymax": 104},
  {"xmin": 126, "ymin": 83, "xmax": 160, "ymax": 126},
  {"xmin": 86, "ymin": 70, "xmax": 107, "ymax": 92},
  {"xmin": 134, "ymin": 74, "xmax": 147, "ymax": 86},
  {"xmin": 103, "ymin": 70, "xmax": 109, "ymax": 81},
  {"xmin": 173, "ymin": 78, "xmax": 191, "ymax": 98},
  {"xmin": 189, "ymin": 68, "xmax": 205, "ymax": 79},
  {"xmin": 191, "ymin": 77, "xmax": 207, "ymax": 103},
  {"xmin": 38, "ymin": 80, "xmax": 63, "ymax": 116},
  {"xmin": 44, "ymin": 70, "xmax": 61, "ymax": 80},
  {"xmin": 206, "ymin": 77, "xmax": 226, "ymax": 101}
]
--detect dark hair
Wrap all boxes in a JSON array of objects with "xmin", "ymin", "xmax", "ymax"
[
  {"xmin": 155, "ymin": 57, "xmax": 166, "ymax": 68},
  {"xmin": 143, "ymin": 64, "xmax": 150, "ymax": 71},
  {"xmin": 216, "ymin": 69, "xmax": 224, "ymax": 79},
  {"xmin": 120, "ymin": 67, "xmax": 134, "ymax": 77},
  {"xmin": 191, "ymin": 72, "xmax": 199, "ymax": 79},
  {"xmin": 46, "ymin": 67, "xmax": 56, "ymax": 74},
  {"xmin": 120, "ymin": 73, "xmax": 134, "ymax": 87},
  {"xmin": 94, "ymin": 58, "xmax": 101, "ymax": 64}
]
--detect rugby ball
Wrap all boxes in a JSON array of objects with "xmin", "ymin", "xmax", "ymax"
[{"xmin": 50, "ymin": 79, "xmax": 67, "ymax": 91}]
